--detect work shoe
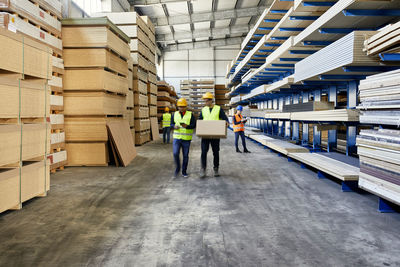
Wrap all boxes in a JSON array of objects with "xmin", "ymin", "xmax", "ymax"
[
  {"xmin": 173, "ymin": 172, "xmax": 179, "ymax": 178},
  {"xmin": 182, "ymin": 173, "xmax": 189, "ymax": 178},
  {"xmin": 244, "ymin": 149, "xmax": 251, "ymax": 153},
  {"xmin": 236, "ymin": 149, "xmax": 242, "ymax": 153},
  {"xmin": 200, "ymin": 168, "xmax": 206, "ymax": 178},
  {"xmin": 214, "ymin": 168, "xmax": 220, "ymax": 177}
]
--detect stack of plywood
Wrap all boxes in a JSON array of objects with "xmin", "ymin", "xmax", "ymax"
[
  {"xmin": 62, "ymin": 18, "xmax": 130, "ymax": 166},
  {"xmin": 157, "ymin": 81, "xmax": 177, "ymax": 131},
  {"xmin": 215, "ymin": 84, "xmax": 230, "ymax": 114},
  {"xmin": 0, "ymin": 0, "xmax": 66, "ymax": 172},
  {"xmin": 125, "ymin": 58, "xmax": 135, "ymax": 142},
  {"xmin": 180, "ymin": 80, "xmax": 190, "ymax": 100},
  {"xmin": 358, "ymin": 69, "xmax": 400, "ymax": 125},
  {"xmin": 188, "ymin": 79, "xmax": 215, "ymax": 117},
  {"xmin": 357, "ymin": 129, "xmax": 400, "ymax": 206},
  {"xmin": 0, "ymin": 27, "xmax": 52, "ymax": 214},
  {"xmin": 364, "ymin": 21, "xmax": 400, "ymax": 57},
  {"xmin": 92, "ymin": 12, "xmax": 157, "ymax": 145}
]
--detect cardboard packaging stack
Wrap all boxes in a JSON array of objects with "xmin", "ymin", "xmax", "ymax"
[
  {"xmin": 62, "ymin": 18, "xmax": 130, "ymax": 166},
  {"xmin": 0, "ymin": 0, "xmax": 67, "ymax": 172},
  {"xmin": 157, "ymin": 81, "xmax": 177, "ymax": 131},
  {"xmin": 0, "ymin": 27, "xmax": 52, "ymax": 214},
  {"xmin": 93, "ymin": 12, "xmax": 157, "ymax": 145}
]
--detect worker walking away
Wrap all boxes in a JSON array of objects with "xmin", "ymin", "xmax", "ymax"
[
  {"xmin": 161, "ymin": 107, "xmax": 172, "ymax": 144},
  {"xmin": 233, "ymin": 105, "xmax": 251, "ymax": 153},
  {"xmin": 199, "ymin": 92, "xmax": 229, "ymax": 178},
  {"xmin": 171, "ymin": 98, "xmax": 196, "ymax": 178}
]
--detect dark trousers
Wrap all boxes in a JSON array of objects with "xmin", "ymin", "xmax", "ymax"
[
  {"xmin": 163, "ymin": 127, "xmax": 171, "ymax": 143},
  {"xmin": 173, "ymin": 138, "xmax": 191, "ymax": 175},
  {"xmin": 201, "ymin": 139, "xmax": 220, "ymax": 170},
  {"xmin": 235, "ymin": 131, "xmax": 247, "ymax": 150}
]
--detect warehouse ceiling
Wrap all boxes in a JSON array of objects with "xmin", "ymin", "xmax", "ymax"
[{"xmin": 129, "ymin": 0, "xmax": 273, "ymax": 52}]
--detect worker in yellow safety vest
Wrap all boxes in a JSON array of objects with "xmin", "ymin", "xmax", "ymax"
[
  {"xmin": 171, "ymin": 98, "xmax": 196, "ymax": 178},
  {"xmin": 161, "ymin": 107, "xmax": 172, "ymax": 144},
  {"xmin": 233, "ymin": 105, "xmax": 250, "ymax": 153},
  {"xmin": 199, "ymin": 92, "xmax": 229, "ymax": 178}
]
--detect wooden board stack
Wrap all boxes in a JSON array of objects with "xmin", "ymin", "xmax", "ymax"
[
  {"xmin": 92, "ymin": 12, "xmax": 157, "ymax": 145},
  {"xmin": 180, "ymin": 80, "xmax": 190, "ymax": 100},
  {"xmin": 357, "ymin": 129, "xmax": 400, "ymax": 206},
  {"xmin": 188, "ymin": 79, "xmax": 215, "ymax": 117},
  {"xmin": 282, "ymin": 101, "xmax": 334, "ymax": 113},
  {"xmin": 364, "ymin": 21, "xmax": 400, "ymax": 57},
  {"xmin": 215, "ymin": 84, "xmax": 230, "ymax": 115},
  {"xmin": 0, "ymin": 27, "xmax": 52, "ymax": 214},
  {"xmin": 157, "ymin": 81, "xmax": 177, "ymax": 131},
  {"xmin": 358, "ymin": 69, "xmax": 400, "ymax": 126},
  {"xmin": 125, "ymin": 57, "xmax": 135, "ymax": 142},
  {"xmin": 0, "ymin": 0, "xmax": 66, "ymax": 172},
  {"xmin": 62, "ymin": 18, "xmax": 130, "ymax": 166}
]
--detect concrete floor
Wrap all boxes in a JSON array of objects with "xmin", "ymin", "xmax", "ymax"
[{"xmin": 1, "ymin": 132, "xmax": 400, "ymax": 266}]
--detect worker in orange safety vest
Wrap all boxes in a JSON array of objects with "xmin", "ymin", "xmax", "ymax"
[{"xmin": 233, "ymin": 105, "xmax": 250, "ymax": 153}]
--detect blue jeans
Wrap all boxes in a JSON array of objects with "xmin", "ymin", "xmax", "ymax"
[
  {"xmin": 235, "ymin": 131, "xmax": 247, "ymax": 150},
  {"xmin": 163, "ymin": 127, "xmax": 171, "ymax": 143},
  {"xmin": 173, "ymin": 138, "xmax": 191, "ymax": 175}
]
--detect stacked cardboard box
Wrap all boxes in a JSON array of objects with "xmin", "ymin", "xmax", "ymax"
[
  {"xmin": 0, "ymin": 0, "xmax": 66, "ymax": 172},
  {"xmin": 92, "ymin": 12, "xmax": 157, "ymax": 145},
  {"xmin": 215, "ymin": 84, "xmax": 230, "ymax": 115},
  {"xmin": 157, "ymin": 81, "xmax": 177, "ymax": 131},
  {"xmin": 188, "ymin": 79, "xmax": 215, "ymax": 117},
  {"xmin": 62, "ymin": 18, "xmax": 130, "ymax": 166},
  {"xmin": 0, "ymin": 27, "xmax": 52, "ymax": 214}
]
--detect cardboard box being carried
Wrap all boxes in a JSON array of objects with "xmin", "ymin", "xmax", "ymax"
[{"xmin": 196, "ymin": 120, "xmax": 227, "ymax": 139}]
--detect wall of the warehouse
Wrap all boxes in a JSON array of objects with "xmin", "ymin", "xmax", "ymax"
[{"xmin": 158, "ymin": 45, "xmax": 239, "ymax": 93}]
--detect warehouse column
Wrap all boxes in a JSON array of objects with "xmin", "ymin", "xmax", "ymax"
[{"xmin": 327, "ymin": 85, "xmax": 337, "ymax": 152}]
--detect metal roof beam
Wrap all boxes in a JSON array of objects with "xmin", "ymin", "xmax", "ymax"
[
  {"xmin": 163, "ymin": 36, "xmax": 244, "ymax": 52},
  {"xmin": 154, "ymin": 6, "xmax": 266, "ymax": 27},
  {"xmin": 130, "ymin": 0, "xmax": 190, "ymax": 5},
  {"xmin": 157, "ymin": 24, "xmax": 251, "ymax": 41}
]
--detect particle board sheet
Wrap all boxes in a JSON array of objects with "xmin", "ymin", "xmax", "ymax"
[
  {"xmin": 65, "ymin": 117, "xmax": 124, "ymax": 142},
  {"xmin": 288, "ymin": 152, "xmax": 359, "ymax": 181},
  {"xmin": 49, "ymin": 75, "xmax": 62, "ymax": 89},
  {"xmin": 92, "ymin": 12, "xmax": 147, "ymax": 29},
  {"xmin": 148, "ymin": 94, "xmax": 157, "ymax": 106},
  {"xmin": 0, "ymin": 124, "xmax": 20, "ymax": 167},
  {"xmin": 0, "ymin": 168, "xmax": 19, "ymax": 213},
  {"xmin": 265, "ymin": 140, "xmax": 309, "ymax": 155},
  {"xmin": 365, "ymin": 21, "xmax": 400, "ymax": 55},
  {"xmin": 0, "ymin": 0, "xmax": 61, "ymax": 34},
  {"xmin": 282, "ymin": 101, "xmax": 334, "ymax": 112},
  {"xmin": 21, "ymin": 160, "xmax": 49, "ymax": 202},
  {"xmin": 50, "ymin": 95, "xmax": 63, "ymax": 107},
  {"xmin": 106, "ymin": 120, "xmax": 136, "ymax": 167},
  {"xmin": 294, "ymin": 31, "xmax": 378, "ymax": 83},
  {"xmin": 0, "ymin": 77, "xmax": 48, "ymax": 119},
  {"xmin": 131, "ymin": 52, "xmax": 149, "ymax": 71},
  {"xmin": 49, "ymin": 150, "xmax": 67, "ymax": 165},
  {"xmin": 124, "ymin": 109, "xmax": 134, "ymax": 127},
  {"xmin": 64, "ymin": 92, "xmax": 126, "ymax": 116},
  {"xmin": 149, "ymin": 106, "xmax": 157, "ymax": 117},
  {"xmin": 126, "ymin": 90, "xmax": 134, "ymax": 108},
  {"xmin": 134, "ymin": 92, "xmax": 148, "ymax": 106},
  {"xmin": 35, "ymin": 0, "xmax": 62, "ymax": 19},
  {"xmin": 63, "ymin": 48, "xmax": 129, "ymax": 76},
  {"xmin": 249, "ymin": 134, "xmax": 277, "ymax": 145},
  {"xmin": 133, "ymin": 67, "xmax": 148, "ymax": 83},
  {"xmin": 0, "ymin": 27, "xmax": 52, "ymax": 79},
  {"xmin": 64, "ymin": 69, "xmax": 128, "ymax": 95},
  {"xmin": 0, "ymin": 12, "xmax": 62, "ymax": 53},
  {"xmin": 148, "ymin": 83, "xmax": 157, "ymax": 95},
  {"xmin": 50, "ymin": 114, "xmax": 63, "ymax": 125},
  {"xmin": 66, "ymin": 142, "xmax": 108, "ymax": 166},
  {"xmin": 133, "ymin": 79, "xmax": 148, "ymax": 95},
  {"xmin": 134, "ymin": 118, "xmax": 150, "ymax": 131},
  {"xmin": 290, "ymin": 109, "xmax": 359, "ymax": 122},
  {"xmin": 50, "ymin": 132, "xmax": 65, "ymax": 145},
  {"xmin": 150, "ymin": 117, "xmax": 159, "ymax": 141},
  {"xmin": 22, "ymin": 123, "xmax": 48, "ymax": 161},
  {"xmin": 62, "ymin": 18, "xmax": 130, "ymax": 60},
  {"xmin": 134, "ymin": 106, "xmax": 149, "ymax": 119}
]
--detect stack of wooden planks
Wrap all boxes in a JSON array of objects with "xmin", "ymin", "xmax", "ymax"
[
  {"xmin": 358, "ymin": 69, "xmax": 400, "ymax": 126},
  {"xmin": 157, "ymin": 81, "xmax": 177, "ymax": 131},
  {"xmin": 0, "ymin": 27, "xmax": 52, "ymax": 214},
  {"xmin": 290, "ymin": 109, "xmax": 359, "ymax": 122},
  {"xmin": 187, "ymin": 80, "xmax": 215, "ymax": 117},
  {"xmin": 62, "ymin": 18, "xmax": 130, "ymax": 166},
  {"xmin": 0, "ymin": 0, "xmax": 66, "ymax": 172},
  {"xmin": 364, "ymin": 21, "xmax": 400, "ymax": 57},
  {"xmin": 357, "ymin": 129, "xmax": 400, "ymax": 206},
  {"xmin": 93, "ymin": 12, "xmax": 157, "ymax": 145},
  {"xmin": 265, "ymin": 139, "xmax": 309, "ymax": 155},
  {"xmin": 215, "ymin": 85, "xmax": 230, "ymax": 114},
  {"xmin": 282, "ymin": 101, "xmax": 334, "ymax": 113}
]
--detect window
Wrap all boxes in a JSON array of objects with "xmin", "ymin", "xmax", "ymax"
[{"xmin": 72, "ymin": 0, "xmax": 102, "ymax": 16}]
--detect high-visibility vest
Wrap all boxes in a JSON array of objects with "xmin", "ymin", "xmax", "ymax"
[
  {"xmin": 201, "ymin": 105, "xmax": 221, "ymax": 120},
  {"xmin": 233, "ymin": 114, "xmax": 245, "ymax": 132},
  {"xmin": 173, "ymin": 111, "xmax": 193, "ymax": 141},
  {"xmin": 162, "ymin": 113, "xmax": 171, "ymax": 128}
]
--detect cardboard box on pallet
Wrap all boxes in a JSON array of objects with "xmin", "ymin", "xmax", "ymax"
[{"xmin": 196, "ymin": 120, "xmax": 227, "ymax": 139}]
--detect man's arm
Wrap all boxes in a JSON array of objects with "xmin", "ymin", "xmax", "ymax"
[
  {"xmin": 219, "ymin": 108, "xmax": 229, "ymax": 123},
  {"xmin": 186, "ymin": 114, "xmax": 197, "ymax": 129},
  {"xmin": 170, "ymin": 113, "xmax": 175, "ymax": 128}
]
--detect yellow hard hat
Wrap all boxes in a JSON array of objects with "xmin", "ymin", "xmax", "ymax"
[
  {"xmin": 165, "ymin": 107, "xmax": 170, "ymax": 112},
  {"xmin": 177, "ymin": 98, "xmax": 188, "ymax": 107},
  {"xmin": 202, "ymin": 92, "xmax": 214, "ymax": 99}
]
